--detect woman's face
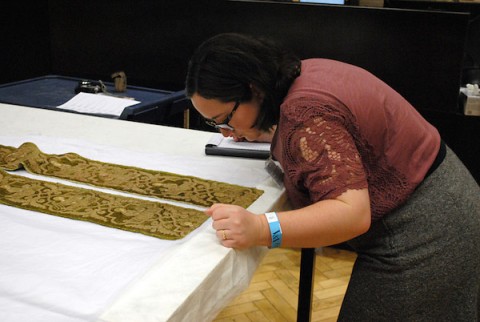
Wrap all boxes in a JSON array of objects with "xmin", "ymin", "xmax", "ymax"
[{"xmin": 191, "ymin": 94, "xmax": 265, "ymax": 142}]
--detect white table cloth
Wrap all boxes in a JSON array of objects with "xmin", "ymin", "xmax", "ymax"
[{"xmin": 0, "ymin": 103, "xmax": 287, "ymax": 322}]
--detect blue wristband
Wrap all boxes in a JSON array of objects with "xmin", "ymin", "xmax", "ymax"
[{"xmin": 265, "ymin": 212, "xmax": 282, "ymax": 248}]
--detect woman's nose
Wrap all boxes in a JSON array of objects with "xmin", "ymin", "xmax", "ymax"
[{"xmin": 219, "ymin": 128, "xmax": 234, "ymax": 137}]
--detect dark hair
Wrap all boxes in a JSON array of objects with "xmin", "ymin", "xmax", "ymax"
[{"xmin": 185, "ymin": 33, "xmax": 301, "ymax": 131}]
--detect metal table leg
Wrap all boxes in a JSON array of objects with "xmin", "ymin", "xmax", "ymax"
[{"xmin": 297, "ymin": 248, "xmax": 316, "ymax": 322}]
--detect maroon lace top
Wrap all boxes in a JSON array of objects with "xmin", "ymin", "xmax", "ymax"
[{"xmin": 271, "ymin": 59, "xmax": 440, "ymax": 221}]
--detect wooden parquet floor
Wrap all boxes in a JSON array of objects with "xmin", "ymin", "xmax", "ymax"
[{"xmin": 213, "ymin": 247, "xmax": 357, "ymax": 322}]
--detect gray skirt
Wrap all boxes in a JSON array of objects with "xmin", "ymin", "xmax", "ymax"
[{"xmin": 338, "ymin": 146, "xmax": 480, "ymax": 321}]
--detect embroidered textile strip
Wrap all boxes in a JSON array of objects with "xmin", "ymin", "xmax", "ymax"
[
  {"xmin": 0, "ymin": 143, "xmax": 263, "ymax": 208},
  {"xmin": 0, "ymin": 168, "xmax": 207, "ymax": 240}
]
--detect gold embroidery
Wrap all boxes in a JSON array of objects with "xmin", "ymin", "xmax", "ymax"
[
  {"xmin": 0, "ymin": 143, "xmax": 263, "ymax": 208},
  {"xmin": 0, "ymin": 169, "xmax": 206, "ymax": 240}
]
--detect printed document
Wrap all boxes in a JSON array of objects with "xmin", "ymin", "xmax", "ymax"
[
  {"xmin": 57, "ymin": 92, "xmax": 140, "ymax": 117},
  {"xmin": 205, "ymin": 133, "xmax": 270, "ymax": 159},
  {"xmin": 206, "ymin": 133, "xmax": 270, "ymax": 151}
]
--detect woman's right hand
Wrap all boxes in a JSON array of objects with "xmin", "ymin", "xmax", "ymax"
[{"xmin": 205, "ymin": 204, "xmax": 270, "ymax": 249}]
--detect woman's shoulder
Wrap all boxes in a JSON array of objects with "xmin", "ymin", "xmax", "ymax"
[{"xmin": 301, "ymin": 58, "xmax": 364, "ymax": 70}]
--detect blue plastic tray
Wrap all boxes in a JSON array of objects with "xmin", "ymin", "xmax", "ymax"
[{"xmin": 0, "ymin": 75, "xmax": 186, "ymax": 123}]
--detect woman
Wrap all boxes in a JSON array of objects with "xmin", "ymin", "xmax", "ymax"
[{"xmin": 185, "ymin": 33, "xmax": 480, "ymax": 320}]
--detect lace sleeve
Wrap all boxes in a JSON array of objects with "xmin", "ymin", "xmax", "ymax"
[{"xmin": 282, "ymin": 99, "xmax": 368, "ymax": 203}]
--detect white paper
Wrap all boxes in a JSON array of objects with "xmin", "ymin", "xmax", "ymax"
[
  {"xmin": 56, "ymin": 93, "xmax": 140, "ymax": 117},
  {"xmin": 207, "ymin": 133, "xmax": 270, "ymax": 151}
]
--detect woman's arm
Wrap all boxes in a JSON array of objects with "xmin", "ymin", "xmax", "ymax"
[{"xmin": 206, "ymin": 188, "xmax": 371, "ymax": 249}]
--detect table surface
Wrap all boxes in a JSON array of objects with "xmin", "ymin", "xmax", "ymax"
[
  {"xmin": 0, "ymin": 75, "xmax": 179, "ymax": 110},
  {"xmin": 0, "ymin": 103, "xmax": 287, "ymax": 322}
]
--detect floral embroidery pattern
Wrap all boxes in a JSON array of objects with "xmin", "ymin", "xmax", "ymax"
[{"xmin": 0, "ymin": 143, "xmax": 264, "ymax": 239}]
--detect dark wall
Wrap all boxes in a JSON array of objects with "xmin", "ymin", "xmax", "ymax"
[
  {"xmin": 0, "ymin": 0, "xmax": 51, "ymax": 84},
  {"xmin": 47, "ymin": 0, "xmax": 469, "ymax": 115},
  {"xmin": 384, "ymin": 0, "xmax": 480, "ymax": 85},
  {"xmin": 47, "ymin": 0, "xmax": 207, "ymax": 90}
]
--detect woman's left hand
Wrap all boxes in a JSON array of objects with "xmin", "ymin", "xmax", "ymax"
[{"xmin": 205, "ymin": 204, "xmax": 269, "ymax": 249}]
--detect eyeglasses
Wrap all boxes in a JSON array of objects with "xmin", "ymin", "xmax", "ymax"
[{"xmin": 204, "ymin": 101, "xmax": 240, "ymax": 131}]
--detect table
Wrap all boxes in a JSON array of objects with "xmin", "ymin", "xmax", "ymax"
[
  {"xmin": 0, "ymin": 103, "xmax": 287, "ymax": 322},
  {"xmin": 0, "ymin": 75, "xmax": 190, "ymax": 126}
]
